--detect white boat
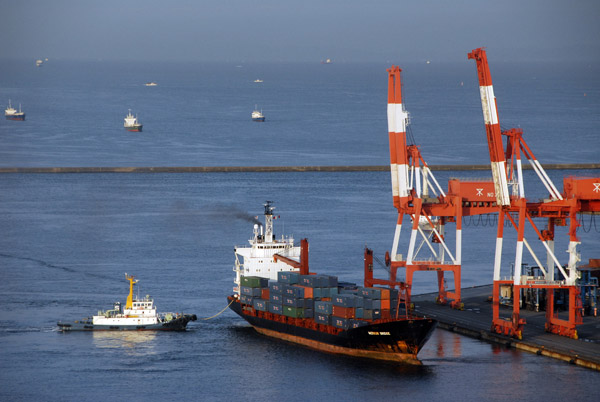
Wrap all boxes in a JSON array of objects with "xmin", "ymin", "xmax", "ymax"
[
  {"xmin": 254, "ymin": 79, "xmax": 263, "ymax": 83},
  {"xmin": 144, "ymin": 82, "xmax": 158, "ymax": 86},
  {"xmin": 36, "ymin": 59, "xmax": 43, "ymax": 67},
  {"xmin": 5, "ymin": 100, "xmax": 25, "ymax": 121},
  {"xmin": 124, "ymin": 109, "xmax": 143, "ymax": 132},
  {"xmin": 57, "ymin": 274, "xmax": 197, "ymax": 331},
  {"xmin": 252, "ymin": 105, "xmax": 265, "ymax": 122}
]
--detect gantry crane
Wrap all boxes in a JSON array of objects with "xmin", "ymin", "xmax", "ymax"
[
  {"xmin": 468, "ymin": 47, "xmax": 600, "ymax": 339},
  {"xmin": 380, "ymin": 66, "xmax": 498, "ymax": 309}
]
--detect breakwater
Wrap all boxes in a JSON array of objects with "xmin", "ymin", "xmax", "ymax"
[{"xmin": 0, "ymin": 163, "xmax": 598, "ymax": 174}]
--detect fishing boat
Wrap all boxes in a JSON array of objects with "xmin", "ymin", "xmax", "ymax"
[
  {"xmin": 5, "ymin": 100, "xmax": 25, "ymax": 121},
  {"xmin": 57, "ymin": 274, "xmax": 196, "ymax": 331},
  {"xmin": 124, "ymin": 109, "xmax": 143, "ymax": 132},
  {"xmin": 252, "ymin": 106, "xmax": 265, "ymax": 122},
  {"xmin": 228, "ymin": 202, "xmax": 436, "ymax": 364}
]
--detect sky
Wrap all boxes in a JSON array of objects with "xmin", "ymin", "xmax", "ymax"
[{"xmin": 1, "ymin": 0, "xmax": 599, "ymax": 63}]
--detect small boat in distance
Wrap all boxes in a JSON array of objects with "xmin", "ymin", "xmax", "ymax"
[
  {"xmin": 254, "ymin": 79, "xmax": 263, "ymax": 83},
  {"xmin": 5, "ymin": 100, "xmax": 25, "ymax": 121},
  {"xmin": 36, "ymin": 59, "xmax": 43, "ymax": 67},
  {"xmin": 124, "ymin": 109, "xmax": 143, "ymax": 132},
  {"xmin": 57, "ymin": 274, "xmax": 197, "ymax": 331},
  {"xmin": 252, "ymin": 105, "xmax": 265, "ymax": 122},
  {"xmin": 144, "ymin": 82, "xmax": 158, "ymax": 86}
]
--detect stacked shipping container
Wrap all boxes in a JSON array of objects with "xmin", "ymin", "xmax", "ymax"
[{"xmin": 240, "ymin": 272, "xmax": 403, "ymax": 331}]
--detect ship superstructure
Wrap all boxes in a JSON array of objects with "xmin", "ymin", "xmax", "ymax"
[
  {"xmin": 124, "ymin": 109, "xmax": 143, "ymax": 132},
  {"xmin": 251, "ymin": 106, "xmax": 265, "ymax": 122},
  {"xmin": 233, "ymin": 201, "xmax": 300, "ymax": 293},
  {"xmin": 5, "ymin": 100, "xmax": 25, "ymax": 121}
]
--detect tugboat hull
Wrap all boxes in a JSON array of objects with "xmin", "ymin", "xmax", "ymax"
[{"xmin": 57, "ymin": 314, "xmax": 197, "ymax": 332}]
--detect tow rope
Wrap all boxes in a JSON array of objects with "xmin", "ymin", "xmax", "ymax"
[{"xmin": 201, "ymin": 299, "xmax": 235, "ymax": 320}]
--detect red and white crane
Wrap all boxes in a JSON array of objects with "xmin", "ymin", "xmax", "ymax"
[
  {"xmin": 382, "ymin": 66, "xmax": 498, "ymax": 309},
  {"xmin": 468, "ymin": 47, "xmax": 600, "ymax": 339}
]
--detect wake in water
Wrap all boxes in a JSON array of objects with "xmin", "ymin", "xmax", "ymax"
[{"xmin": 0, "ymin": 252, "xmax": 119, "ymax": 281}]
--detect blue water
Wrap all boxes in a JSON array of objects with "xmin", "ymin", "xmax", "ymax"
[
  {"xmin": 0, "ymin": 60, "xmax": 598, "ymax": 167},
  {"xmin": 0, "ymin": 60, "xmax": 599, "ymax": 400}
]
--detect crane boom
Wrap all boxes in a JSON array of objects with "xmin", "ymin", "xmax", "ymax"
[{"xmin": 467, "ymin": 48, "xmax": 511, "ymax": 206}]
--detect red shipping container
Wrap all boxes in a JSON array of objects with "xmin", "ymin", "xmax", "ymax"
[
  {"xmin": 332, "ymin": 305, "xmax": 355, "ymax": 319},
  {"xmin": 299, "ymin": 285, "xmax": 313, "ymax": 299},
  {"xmin": 381, "ymin": 299, "xmax": 391, "ymax": 309},
  {"xmin": 380, "ymin": 310, "xmax": 391, "ymax": 320},
  {"xmin": 261, "ymin": 288, "xmax": 270, "ymax": 300}
]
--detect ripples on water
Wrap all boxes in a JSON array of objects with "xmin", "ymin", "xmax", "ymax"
[
  {"xmin": 0, "ymin": 60, "xmax": 598, "ymax": 399},
  {"xmin": 1, "ymin": 172, "xmax": 599, "ymax": 400}
]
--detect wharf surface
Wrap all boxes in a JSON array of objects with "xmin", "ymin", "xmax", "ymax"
[
  {"xmin": 0, "ymin": 163, "xmax": 598, "ymax": 174},
  {"xmin": 413, "ymin": 285, "xmax": 600, "ymax": 371}
]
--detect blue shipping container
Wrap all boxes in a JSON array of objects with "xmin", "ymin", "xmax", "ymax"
[
  {"xmin": 269, "ymin": 282, "xmax": 285, "ymax": 294},
  {"xmin": 283, "ymin": 296, "xmax": 305, "ymax": 308},
  {"xmin": 268, "ymin": 303, "xmax": 283, "ymax": 315},
  {"xmin": 333, "ymin": 294, "xmax": 355, "ymax": 307},
  {"xmin": 253, "ymin": 299, "xmax": 269, "ymax": 312},
  {"xmin": 284, "ymin": 285, "xmax": 304, "ymax": 298},
  {"xmin": 315, "ymin": 301, "xmax": 333, "ymax": 315},
  {"xmin": 240, "ymin": 294, "xmax": 253, "ymax": 304},
  {"xmin": 332, "ymin": 317, "xmax": 350, "ymax": 330},
  {"xmin": 270, "ymin": 293, "xmax": 283, "ymax": 304},
  {"xmin": 277, "ymin": 271, "xmax": 300, "ymax": 284},
  {"xmin": 241, "ymin": 286, "xmax": 262, "ymax": 297},
  {"xmin": 315, "ymin": 313, "xmax": 331, "ymax": 325}
]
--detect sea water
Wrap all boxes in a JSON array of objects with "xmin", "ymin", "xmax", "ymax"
[{"xmin": 0, "ymin": 60, "xmax": 599, "ymax": 400}]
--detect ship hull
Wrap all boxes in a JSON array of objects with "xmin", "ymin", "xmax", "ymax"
[
  {"xmin": 5, "ymin": 114, "xmax": 25, "ymax": 121},
  {"xmin": 252, "ymin": 117, "xmax": 265, "ymax": 122},
  {"xmin": 228, "ymin": 297, "xmax": 436, "ymax": 364},
  {"xmin": 125, "ymin": 125, "xmax": 143, "ymax": 132},
  {"xmin": 57, "ymin": 314, "xmax": 196, "ymax": 332}
]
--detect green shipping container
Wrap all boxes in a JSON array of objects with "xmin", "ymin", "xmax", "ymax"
[
  {"xmin": 283, "ymin": 305, "xmax": 304, "ymax": 318},
  {"xmin": 241, "ymin": 276, "xmax": 268, "ymax": 288}
]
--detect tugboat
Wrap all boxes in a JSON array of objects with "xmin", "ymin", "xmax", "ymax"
[
  {"xmin": 124, "ymin": 109, "xmax": 143, "ymax": 132},
  {"xmin": 251, "ymin": 105, "xmax": 265, "ymax": 122},
  {"xmin": 228, "ymin": 202, "xmax": 436, "ymax": 364},
  {"xmin": 5, "ymin": 100, "xmax": 25, "ymax": 121},
  {"xmin": 57, "ymin": 274, "xmax": 197, "ymax": 331}
]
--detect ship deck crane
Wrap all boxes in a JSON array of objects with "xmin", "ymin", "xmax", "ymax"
[{"xmin": 468, "ymin": 47, "xmax": 600, "ymax": 339}]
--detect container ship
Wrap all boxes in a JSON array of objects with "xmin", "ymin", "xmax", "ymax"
[{"xmin": 228, "ymin": 202, "xmax": 436, "ymax": 364}]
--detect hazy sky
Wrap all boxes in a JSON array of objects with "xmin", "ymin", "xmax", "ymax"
[{"xmin": 2, "ymin": 0, "xmax": 599, "ymax": 62}]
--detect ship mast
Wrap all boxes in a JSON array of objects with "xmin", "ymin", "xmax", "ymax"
[
  {"xmin": 125, "ymin": 273, "xmax": 138, "ymax": 309},
  {"xmin": 264, "ymin": 200, "xmax": 275, "ymax": 243}
]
